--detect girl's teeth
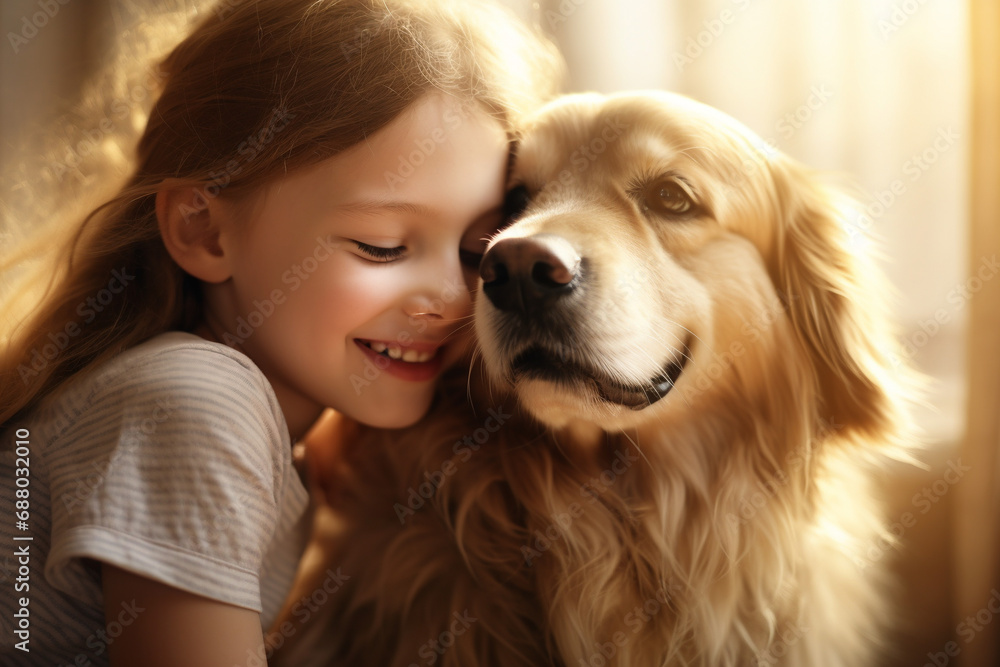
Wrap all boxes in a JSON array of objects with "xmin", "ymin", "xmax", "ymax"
[
  {"xmin": 365, "ymin": 341, "xmax": 436, "ymax": 363},
  {"xmin": 414, "ymin": 349, "xmax": 436, "ymax": 363},
  {"xmin": 402, "ymin": 349, "xmax": 428, "ymax": 363}
]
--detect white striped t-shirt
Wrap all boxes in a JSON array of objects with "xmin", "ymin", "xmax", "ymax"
[{"xmin": 0, "ymin": 331, "xmax": 311, "ymax": 665}]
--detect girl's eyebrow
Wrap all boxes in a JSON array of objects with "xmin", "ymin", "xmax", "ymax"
[{"xmin": 336, "ymin": 199, "xmax": 433, "ymax": 216}]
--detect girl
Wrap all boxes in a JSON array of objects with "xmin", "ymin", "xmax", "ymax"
[{"xmin": 0, "ymin": 0, "xmax": 560, "ymax": 664}]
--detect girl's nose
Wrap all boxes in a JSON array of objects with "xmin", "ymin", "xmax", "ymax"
[
  {"xmin": 404, "ymin": 300, "xmax": 445, "ymax": 321},
  {"xmin": 404, "ymin": 260, "xmax": 472, "ymax": 324}
]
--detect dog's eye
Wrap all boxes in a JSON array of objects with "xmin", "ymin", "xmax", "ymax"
[
  {"xmin": 642, "ymin": 178, "xmax": 698, "ymax": 218},
  {"xmin": 502, "ymin": 184, "xmax": 531, "ymax": 222}
]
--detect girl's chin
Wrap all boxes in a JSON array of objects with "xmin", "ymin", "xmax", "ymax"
[{"xmin": 350, "ymin": 388, "xmax": 436, "ymax": 430}]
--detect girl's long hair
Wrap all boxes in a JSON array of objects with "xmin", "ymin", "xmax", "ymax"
[{"xmin": 0, "ymin": 0, "xmax": 563, "ymax": 427}]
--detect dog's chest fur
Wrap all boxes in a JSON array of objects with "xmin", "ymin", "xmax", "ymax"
[{"xmin": 283, "ymin": 375, "xmax": 888, "ymax": 667}]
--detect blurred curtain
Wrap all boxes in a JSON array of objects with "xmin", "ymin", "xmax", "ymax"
[
  {"xmin": 957, "ymin": 1, "xmax": 1000, "ymax": 666},
  {"xmin": 0, "ymin": 0, "xmax": 108, "ymax": 178}
]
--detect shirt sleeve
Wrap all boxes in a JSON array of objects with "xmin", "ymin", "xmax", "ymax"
[{"xmin": 44, "ymin": 341, "xmax": 291, "ymax": 614}]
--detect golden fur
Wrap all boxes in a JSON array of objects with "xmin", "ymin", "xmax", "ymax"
[{"xmin": 273, "ymin": 91, "xmax": 917, "ymax": 667}]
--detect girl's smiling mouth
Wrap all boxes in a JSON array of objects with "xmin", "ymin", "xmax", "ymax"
[
  {"xmin": 359, "ymin": 339, "xmax": 438, "ymax": 363},
  {"xmin": 354, "ymin": 339, "xmax": 447, "ymax": 381}
]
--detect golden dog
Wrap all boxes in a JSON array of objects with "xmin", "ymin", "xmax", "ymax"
[{"xmin": 274, "ymin": 91, "xmax": 917, "ymax": 667}]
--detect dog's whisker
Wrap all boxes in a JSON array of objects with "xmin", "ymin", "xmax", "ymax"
[
  {"xmin": 608, "ymin": 337, "xmax": 681, "ymax": 386},
  {"xmin": 619, "ymin": 428, "xmax": 652, "ymax": 474},
  {"xmin": 465, "ymin": 344, "xmax": 482, "ymax": 411},
  {"xmin": 661, "ymin": 323, "xmax": 704, "ymax": 362},
  {"xmin": 443, "ymin": 314, "xmax": 476, "ymax": 332}
]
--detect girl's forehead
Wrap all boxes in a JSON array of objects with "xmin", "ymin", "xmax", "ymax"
[
  {"xmin": 366, "ymin": 94, "xmax": 504, "ymax": 152},
  {"xmin": 287, "ymin": 96, "xmax": 504, "ymax": 181},
  {"xmin": 241, "ymin": 94, "xmax": 509, "ymax": 224}
]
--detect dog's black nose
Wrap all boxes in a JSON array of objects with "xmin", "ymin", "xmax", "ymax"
[{"xmin": 480, "ymin": 234, "xmax": 580, "ymax": 312}]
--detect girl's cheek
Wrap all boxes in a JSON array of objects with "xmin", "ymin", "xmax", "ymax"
[{"xmin": 308, "ymin": 261, "xmax": 394, "ymax": 315}]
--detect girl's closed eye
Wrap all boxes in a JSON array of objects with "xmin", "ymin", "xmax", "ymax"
[{"xmin": 353, "ymin": 241, "xmax": 406, "ymax": 263}]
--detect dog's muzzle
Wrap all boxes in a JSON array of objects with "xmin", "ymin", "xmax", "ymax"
[{"xmin": 479, "ymin": 234, "xmax": 688, "ymax": 410}]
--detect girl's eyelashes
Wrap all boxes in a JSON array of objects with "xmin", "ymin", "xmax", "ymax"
[
  {"xmin": 352, "ymin": 240, "xmax": 487, "ymax": 268},
  {"xmin": 353, "ymin": 241, "xmax": 406, "ymax": 263}
]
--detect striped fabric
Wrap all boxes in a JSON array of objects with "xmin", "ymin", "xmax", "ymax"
[{"xmin": 1, "ymin": 332, "xmax": 310, "ymax": 665}]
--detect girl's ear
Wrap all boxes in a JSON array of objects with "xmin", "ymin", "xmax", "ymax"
[{"xmin": 156, "ymin": 184, "xmax": 232, "ymax": 284}]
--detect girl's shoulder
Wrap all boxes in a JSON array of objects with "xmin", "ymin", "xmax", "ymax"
[
  {"xmin": 30, "ymin": 331, "xmax": 287, "ymax": 453},
  {"xmin": 1, "ymin": 333, "xmax": 308, "ymax": 624},
  {"xmin": 101, "ymin": 330, "xmax": 266, "ymax": 386}
]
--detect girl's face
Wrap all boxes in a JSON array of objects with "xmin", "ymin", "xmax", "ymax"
[{"xmin": 205, "ymin": 94, "xmax": 509, "ymax": 434}]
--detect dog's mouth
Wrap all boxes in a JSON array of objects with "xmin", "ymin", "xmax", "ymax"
[{"xmin": 508, "ymin": 342, "xmax": 690, "ymax": 410}]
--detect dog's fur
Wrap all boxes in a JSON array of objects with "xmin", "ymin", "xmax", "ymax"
[{"xmin": 273, "ymin": 91, "xmax": 917, "ymax": 667}]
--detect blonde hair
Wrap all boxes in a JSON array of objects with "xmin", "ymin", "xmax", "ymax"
[{"xmin": 0, "ymin": 0, "xmax": 563, "ymax": 426}]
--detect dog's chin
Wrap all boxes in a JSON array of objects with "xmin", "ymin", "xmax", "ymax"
[
  {"xmin": 500, "ymin": 342, "xmax": 691, "ymax": 430},
  {"xmin": 510, "ymin": 347, "xmax": 688, "ymax": 409}
]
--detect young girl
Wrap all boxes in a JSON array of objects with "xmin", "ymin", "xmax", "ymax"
[{"xmin": 0, "ymin": 0, "xmax": 560, "ymax": 664}]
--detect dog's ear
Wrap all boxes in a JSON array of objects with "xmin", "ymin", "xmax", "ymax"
[{"xmin": 767, "ymin": 158, "xmax": 913, "ymax": 444}]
